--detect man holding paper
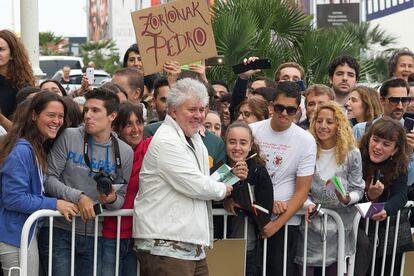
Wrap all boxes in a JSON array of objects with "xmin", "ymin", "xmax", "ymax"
[{"xmin": 133, "ymin": 78, "xmax": 233, "ymax": 276}]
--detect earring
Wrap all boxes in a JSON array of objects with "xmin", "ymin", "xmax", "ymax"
[{"xmin": 390, "ymin": 155, "xmax": 393, "ymax": 161}]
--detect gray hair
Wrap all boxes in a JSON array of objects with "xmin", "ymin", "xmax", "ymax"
[{"xmin": 167, "ymin": 78, "xmax": 209, "ymax": 108}]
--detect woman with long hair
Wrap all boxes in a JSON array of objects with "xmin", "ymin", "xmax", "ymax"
[
  {"xmin": 0, "ymin": 30, "xmax": 36, "ymax": 119},
  {"xmin": 345, "ymin": 86, "xmax": 383, "ymax": 126},
  {"xmin": 356, "ymin": 117, "xmax": 412, "ymax": 275},
  {"xmin": 0, "ymin": 92, "xmax": 78, "ymax": 276},
  {"xmin": 223, "ymin": 121, "xmax": 273, "ymax": 276},
  {"xmin": 295, "ymin": 101, "xmax": 365, "ymax": 275}
]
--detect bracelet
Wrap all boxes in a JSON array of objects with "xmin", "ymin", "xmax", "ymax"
[{"xmin": 364, "ymin": 192, "xmax": 371, "ymax": 202}]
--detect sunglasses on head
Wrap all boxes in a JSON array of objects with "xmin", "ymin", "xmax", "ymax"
[
  {"xmin": 273, "ymin": 104, "xmax": 297, "ymax": 116},
  {"xmin": 385, "ymin": 96, "xmax": 412, "ymax": 106}
]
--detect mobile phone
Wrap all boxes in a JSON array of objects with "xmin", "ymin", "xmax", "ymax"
[
  {"xmin": 86, "ymin": 67, "xmax": 94, "ymax": 85},
  {"xmin": 232, "ymin": 59, "xmax": 272, "ymax": 75},
  {"xmin": 404, "ymin": 117, "xmax": 414, "ymax": 133},
  {"xmin": 180, "ymin": 60, "xmax": 202, "ymax": 71},
  {"xmin": 93, "ymin": 203, "xmax": 103, "ymax": 215},
  {"xmin": 308, "ymin": 203, "xmax": 321, "ymax": 220},
  {"xmin": 205, "ymin": 56, "xmax": 225, "ymax": 66},
  {"xmin": 373, "ymin": 169, "xmax": 381, "ymax": 185}
]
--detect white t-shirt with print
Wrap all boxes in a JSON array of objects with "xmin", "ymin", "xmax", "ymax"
[{"xmin": 250, "ymin": 119, "xmax": 316, "ymax": 225}]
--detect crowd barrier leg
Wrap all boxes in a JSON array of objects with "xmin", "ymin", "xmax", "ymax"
[
  {"xmin": 380, "ymin": 217, "xmax": 391, "ymax": 276},
  {"xmin": 115, "ymin": 216, "xmax": 121, "ymax": 276},
  {"xmin": 262, "ymin": 238, "xmax": 267, "ymax": 276},
  {"xmin": 391, "ymin": 210, "xmax": 401, "ymax": 275},
  {"xmin": 322, "ymin": 214, "xmax": 327, "ymax": 276},
  {"xmin": 302, "ymin": 220, "xmax": 308, "ymax": 276}
]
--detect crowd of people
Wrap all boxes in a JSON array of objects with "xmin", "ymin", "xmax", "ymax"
[{"xmin": 1, "ymin": 27, "xmax": 414, "ymax": 276}]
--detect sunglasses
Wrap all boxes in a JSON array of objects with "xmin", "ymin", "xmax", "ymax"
[
  {"xmin": 273, "ymin": 104, "xmax": 297, "ymax": 116},
  {"xmin": 385, "ymin": 96, "xmax": 412, "ymax": 106},
  {"xmin": 236, "ymin": 110, "xmax": 254, "ymax": 118}
]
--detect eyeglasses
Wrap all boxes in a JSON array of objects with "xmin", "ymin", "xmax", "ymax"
[
  {"xmin": 236, "ymin": 111, "xmax": 254, "ymax": 118},
  {"xmin": 385, "ymin": 96, "xmax": 412, "ymax": 106},
  {"xmin": 273, "ymin": 104, "xmax": 297, "ymax": 116}
]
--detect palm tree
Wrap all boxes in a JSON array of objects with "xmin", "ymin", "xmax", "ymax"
[
  {"xmin": 39, "ymin": 32, "xmax": 65, "ymax": 56},
  {"xmin": 337, "ymin": 22, "xmax": 397, "ymax": 83},
  {"xmin": 80, "ymin": 39, "xmax": 121, "ymax": 74},
  {"xmin": 208, "ymin": 0, "xmax": 310, "ymax": 84},
  {"xmin": 207, "ymin": 0, "xmax": 395, "ymax": 86}
]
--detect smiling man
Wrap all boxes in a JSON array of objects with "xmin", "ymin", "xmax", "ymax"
[
  {"xmin": 39, "ymin": 87, "xmax": 133, "ymax": 275},
  {"xmin": 133, "ymin": 78, "xmax": 232, "ymax": 276},
  {"xmin": 249, "ymin": 81, "xmax": 316, "ymax": 275},
  {"xmin": 328, "ymin": 55, "xmax": 360, "ymax": 106},
  {"xmin": 353, "ymin": 78, "xmax": 410, "ymax": 140}
]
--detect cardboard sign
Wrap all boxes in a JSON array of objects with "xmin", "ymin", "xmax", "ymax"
[{"xmin": 131, "ymin": 0, "xmax": 217, "ymax": 75}]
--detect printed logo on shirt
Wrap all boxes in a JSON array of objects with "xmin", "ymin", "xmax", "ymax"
[
  {"xmin": 67, "ymin": 151, "xmax": 117, "ymax": 173},
  {"xmin": 273, "ymin": 155, "xmax": 283, "ymax": 166}
]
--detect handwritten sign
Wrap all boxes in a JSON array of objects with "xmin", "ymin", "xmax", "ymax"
[{"xmin": 131, "ymin": 0, "xmax": 217, "ymax": 75}]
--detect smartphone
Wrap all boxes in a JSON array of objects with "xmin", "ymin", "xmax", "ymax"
[
  {"xmin": 373, "ymin": 169, "xmax": 381, "ymax": 185},
  {"xmin": 308, "ymin": 203, "xmax": 321, "ymax": 220},
  {"xmin": 86, "ymin": 67, "xmax": 94, "ymax": 85},
  {"xmin": 181, "ymin": 60, "xmax": 202, "ymax": 71},
  {"xmin": 93, "ymin": 203, "xmax": 103, "ymax": 215},
  {"xmin": 232, "ymin": 59, "xmax": 272, "ymax": 75},
  {"xmin": 205, "ymin": 56, "xmax": 224, "ymax": 66},
  {"xmin": 404, "ymin": 117, "xmax": 414, "ymax": 133}
]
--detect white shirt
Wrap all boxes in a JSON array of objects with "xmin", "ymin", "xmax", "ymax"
[
  {"xmin": 317, "ymin": 147, "xmax": 337, "ymax": 181},
  {"xmin": 250, "ymin": 119, "xmax": 316, "ymax": 225}
]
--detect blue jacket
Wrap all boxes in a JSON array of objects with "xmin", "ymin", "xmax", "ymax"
[{"xmin": 0, "ymin": 139, "xmax": 57, "ymax": 247}]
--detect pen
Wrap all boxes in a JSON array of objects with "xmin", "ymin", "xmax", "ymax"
[
  {"xmin": 230, "ymin": 153, "xmax": 258, "ymax": 171},
  {"xmin": 219, "ymin": 153, "xmax": 259, "ymax": 182}
]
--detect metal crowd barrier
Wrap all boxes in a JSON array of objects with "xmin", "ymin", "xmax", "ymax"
[
  {"xmin": 19, "ymin": 207, "xmax": 352, "ymax": 276},
  {"xmin": 348, "ymin": 201, "xmax": 414, "ymax": 276}
]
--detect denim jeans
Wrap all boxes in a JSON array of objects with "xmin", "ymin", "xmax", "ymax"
[
  {"xmin": 100, "ymin": 238, "xmax": 137, "ymax": 276},
  {"xmin": 38, "ymin": 227, "xmax": 102, "ymax": 276}
]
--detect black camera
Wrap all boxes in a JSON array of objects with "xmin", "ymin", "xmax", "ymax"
[{"xmin": 93, "ymin": 168, "xmax": 114, "ymax": 196}]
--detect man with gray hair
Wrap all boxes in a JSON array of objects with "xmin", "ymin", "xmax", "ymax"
[{"xmin": 133, "ymin": 78, "xmax": 234, "ymax": 276}]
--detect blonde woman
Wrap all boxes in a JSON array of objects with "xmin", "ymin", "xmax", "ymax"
[{"xmin": 295, "ymin": 101, "xmax": 365, "ymax": 275}]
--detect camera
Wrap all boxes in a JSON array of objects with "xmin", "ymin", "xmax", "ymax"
[{"xmin": 93, "ymin": 168, "xmax": 114, "ymax": 196}]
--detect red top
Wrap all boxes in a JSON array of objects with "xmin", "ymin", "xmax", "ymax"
[{"xmin": 102, "ymin": 137, "xmax": 153, "ymax": 239}]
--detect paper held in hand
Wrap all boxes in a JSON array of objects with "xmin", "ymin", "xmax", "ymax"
[
  {"xmin": 355, "ymin": 202, "xmax": 385, "ymax": 218},
  {"xmin": 325, "ymin": 176, "xmax": 347, "ymax": 198},
  {"xmin": 210, "ymin": 164, "xmax": 240, "ymax": 186}
]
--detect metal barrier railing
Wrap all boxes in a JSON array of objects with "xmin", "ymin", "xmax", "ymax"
[
  {"xmin": 18, "ymin": 207, "xmax": 359, "ymax": 276},
  {"xmin": 348, "ymin": 201, "xmax": 414, "ymax": 276}
]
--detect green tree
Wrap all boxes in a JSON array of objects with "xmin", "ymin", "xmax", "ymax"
[
  {"xmin": 208, "ymin": 0, "xmax": 395, "ymax": 86},
  {"xmin": 337, "ymin": 22, "xmax": 397, "ymax": 83},
  {"xmin": 39, "ymin": 31, "xmax": 65, "ymax": 55},
  {"xmin": 80, "ymin": 39, "xmax": 121, "ymax": 74},
  {"xmin": 209, "ymin": 0, "xmax": 310, "ymax": 84}
]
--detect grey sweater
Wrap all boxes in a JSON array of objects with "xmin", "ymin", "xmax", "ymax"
[
  {"xmin": 295, "ymin": 147, "xmax": 365, "ymax": 266},
  {"xmin": 45, "ymin": 126, "xmax": 133, "ymax": 235}
]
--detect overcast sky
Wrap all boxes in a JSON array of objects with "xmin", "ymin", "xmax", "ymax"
[{"xmin": 0, "ymin": 0, "xmax": 87, "ymax": 37}]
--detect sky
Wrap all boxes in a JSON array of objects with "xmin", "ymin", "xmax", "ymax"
[{"xmin": 0, "ymin": 0, "xmax": 87, "ymax": 37}]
